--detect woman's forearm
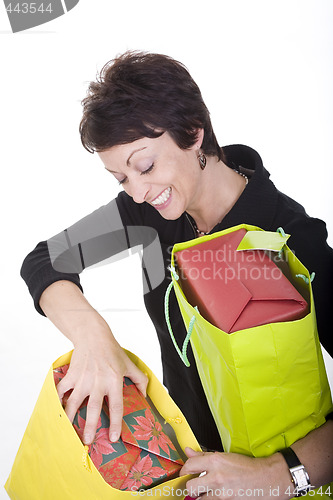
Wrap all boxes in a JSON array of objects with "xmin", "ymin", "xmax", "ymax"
[
  {"xmin": 290, "ymin": 419, "xmax": 333, "ymax": 490},
  {"xmin": 181, "ymin": 420, "xmax": 333, "ymax": 500},
  {"xmin": 267, "ymin": 420, "xmax": 333, "ymax": 498},
  {"xmin": 39, "ymin": 280, "xmax": 116, "ymax": 346}
]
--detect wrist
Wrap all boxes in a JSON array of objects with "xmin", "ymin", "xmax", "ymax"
[
  {"xmin": 263, "ymin": 452, "xmax": 296, "ymax": 499},
  {"xmin": 71, "ymin": 314, "xmax": 116, "ymax": 348},
  {"xmin": 279, "ymin": 447, "xmax": 313, "ymax": 497}
]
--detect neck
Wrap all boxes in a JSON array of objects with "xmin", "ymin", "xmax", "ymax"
[{"xmin": 186, "ymin": 156, "xmax": 247, "ymax": 234}]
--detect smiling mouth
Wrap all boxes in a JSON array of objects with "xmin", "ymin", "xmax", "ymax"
[{"xmin": 151, "ymin": 187, "xmax": 172, "ymax": 206}]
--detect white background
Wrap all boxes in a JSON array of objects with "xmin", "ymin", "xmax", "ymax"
[{"xmin": 0, "ymin": 0, "xmax": 332, "ymax": 496}]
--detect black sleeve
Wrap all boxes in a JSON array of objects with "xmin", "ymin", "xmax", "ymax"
[
  {"xmin": 20, "ymin": 240, "xmax": 83, "ymax": 316},
  {"xmin": 21, "ymin": 194, "xmax": 165, "ymax": 315},
  {"xmin": 20, "ymin": 198, "xmax": 133, "ymax": 315},
  {"xmin": 280, "ymin": 210, "xmax": 333, "ymax": 358}
]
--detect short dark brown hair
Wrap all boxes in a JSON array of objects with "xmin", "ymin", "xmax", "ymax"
[{"xmin": 79, "ymin": 51, "xmax": 224, "ymax": 162}]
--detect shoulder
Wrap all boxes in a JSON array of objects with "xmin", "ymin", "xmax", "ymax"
[
  {"xmin": 271, "ymin": 189, "xmax": 332, "ymax": 278},
  {"xmin": 273, "ymin": 190, "xmax": 330, "ymax": 250}
]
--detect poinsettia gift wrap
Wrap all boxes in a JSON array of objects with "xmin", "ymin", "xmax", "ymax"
[{"xmin": 53, "ymin": 366, "xmax": 184, "ymax": 491}]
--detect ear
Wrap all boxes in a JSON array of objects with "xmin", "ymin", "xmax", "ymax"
[{"xmin": 192, "ymin": 128, "xmax": 204, "ymax": 150}]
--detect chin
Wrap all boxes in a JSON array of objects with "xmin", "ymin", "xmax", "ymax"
[{"xmin": 157, "ymin": 208, "xmax": 184, "ymax": 221}]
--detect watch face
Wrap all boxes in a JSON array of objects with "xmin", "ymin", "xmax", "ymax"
[{"xmin": 293, "ymin": 468, "xmax": 309, "ymax": 489}]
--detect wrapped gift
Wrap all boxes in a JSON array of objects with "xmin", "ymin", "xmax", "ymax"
[
  {"xmin": 175, "ymin": 228, "xmax": 308, "ymax": 333},
  {"xmin": 53, "ymin": 367, "xmax": 184, "ymax": 491}
]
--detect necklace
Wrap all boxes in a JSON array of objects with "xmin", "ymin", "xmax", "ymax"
[
  {"xmin": 185, "ymin": 213, "xmax": 208, "ymax": 236},
  {"xmin": 187, "ymin": 169, "xmax": 249, "ymax": 236},
  {"xmin": 190, "ymin": 218, "xmax": 211, "ymax": 236},
  {"xmin": 236, "ymin": 170, "xmax": 249, "ymax": 185}
]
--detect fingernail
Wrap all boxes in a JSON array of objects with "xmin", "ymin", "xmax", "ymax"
[
  {"xmin": 83, "ymin": 434, "xmax": 92, "ymax": 445},
  {"xmin": 110, "ymin": 432, "xmax": 119, "ymax": 442}
]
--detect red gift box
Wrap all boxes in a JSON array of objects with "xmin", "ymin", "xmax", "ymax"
[
  {"xmin": 53, "ymin": 367, "xmax": 184, "ymax": 491},
  {"xmin": 175, "ymin": 228, "xmax": 308, "ymax": 333}
]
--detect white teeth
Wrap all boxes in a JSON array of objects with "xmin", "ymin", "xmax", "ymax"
[{"xmin": 151, "ymin": 187, "xmax": 171, "ymax": 206}]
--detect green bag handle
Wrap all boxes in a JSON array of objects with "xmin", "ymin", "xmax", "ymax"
[
  {"xmin": 276, "ymin": 228, "xmax": 315, "ymax": 284},
  {"xmin": 239, "ymin": 227, "xmax": 315, "ymax": 283},
  {"xmin": 164, "ymin": 266, "xmax": 197, "ymax": 367}
]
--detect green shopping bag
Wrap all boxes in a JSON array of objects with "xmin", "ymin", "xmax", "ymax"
[{"xmin": 165, "ymin": 224, "xmax": 333, "ymax": 460}]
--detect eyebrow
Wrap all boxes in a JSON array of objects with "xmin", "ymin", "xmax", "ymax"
[
  {"xmin": 104, "ymin": 146, "xmax": 148, "ymax": 174},
  {"xmin": 126, "ymin": 147, "xmax": 147, "ymax": 166}
]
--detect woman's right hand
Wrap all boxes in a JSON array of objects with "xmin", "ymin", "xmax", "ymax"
[
  {"xmin": 39, "ymin": 281, "xmax": 147, "ymax": 445},
  {"xmin": 56, "ymin": 326, "xmax": 148, "ymax": 445}
]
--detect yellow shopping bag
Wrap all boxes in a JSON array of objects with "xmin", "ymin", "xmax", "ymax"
[
  {"xmin": 165, "ymin": 223, "xmax": 333, "ymax": 498},
  {"xmin": 5, "ymin": 350, "xmax": 200, "ymax": 500}
]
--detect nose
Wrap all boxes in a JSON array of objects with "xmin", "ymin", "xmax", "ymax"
[{"xmin": 129, "ymin": 180, "xmax": 150, "ymax": 204}]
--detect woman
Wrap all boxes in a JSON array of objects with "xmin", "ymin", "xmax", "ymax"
[{"xmin": 21, "ymin": 51, "xmax": 333, "ymax": 498}]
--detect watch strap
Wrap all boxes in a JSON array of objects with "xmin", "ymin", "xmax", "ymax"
[{"xmin": 280, "ymin": 447, "xmax": 302, "ymax": 469}]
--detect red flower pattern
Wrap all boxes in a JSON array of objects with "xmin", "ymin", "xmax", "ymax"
[
  {"xmin": 120, "ymin": 454, "xmax": 165, "ymax": 491},
  {"xmin": 53, "ymin": 364, "xmax": 69, "ymax": 385},
  {"xmin": 74, "ymin": 414, "xmax": 116, "ymax": 468},
  {"xmin": 89, "ymin": 426, "xmax": 116, "ymax": 468},
  {"xmin": 54, "ymin": 367, "xmax": 183, "ymax": 491},
  {"xmin": 73, "ymin": 412, "xmax": 89, "ymax": 441},
  {"xmin": 132, "ymin": 409, "xmax": 177, "ymax": 456}
]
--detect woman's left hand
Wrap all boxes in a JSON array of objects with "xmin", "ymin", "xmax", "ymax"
[{"xmin": 180, "ymin": 447, "xmax": 291, "ymax": 500}]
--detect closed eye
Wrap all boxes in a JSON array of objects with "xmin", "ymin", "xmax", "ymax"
[
  {"xmin": 141, "ymin": 163, "xmax": 155, "ymax": 175},
  {"xmin": 117, "ymin": 163, "xmax": 154, "ymax": 185}
]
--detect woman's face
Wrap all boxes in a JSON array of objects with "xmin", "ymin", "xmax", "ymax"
[{"xmin": 99, "ymin": 131, "xmax": 204, "ymax": 220}]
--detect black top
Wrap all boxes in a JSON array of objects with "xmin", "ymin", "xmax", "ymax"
[{"xmin": 21, "ymin": 145, "xmax": 333, "ymax": 450}]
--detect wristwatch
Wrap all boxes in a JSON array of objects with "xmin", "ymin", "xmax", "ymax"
[{"xmin": 280, "ymin": 447, "xmax": 312, "ymax": 497}]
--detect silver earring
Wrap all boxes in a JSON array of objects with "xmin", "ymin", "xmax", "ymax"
[{"xmin": 198, "ymin": 151, "xmax": 207, "ymax": 170}]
